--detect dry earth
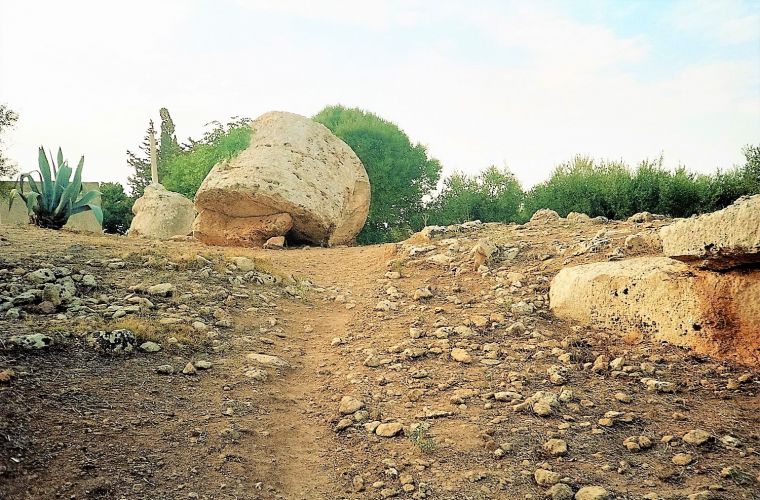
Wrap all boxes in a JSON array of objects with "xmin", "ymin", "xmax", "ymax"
[{"xmin": 1, "ymin": 219, "xmax": 758, "ymax": 500}]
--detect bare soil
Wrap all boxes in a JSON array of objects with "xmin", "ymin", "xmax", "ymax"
[{"xmin": 1, "ymin": 221, "xmax": 758, "ymax": 500}]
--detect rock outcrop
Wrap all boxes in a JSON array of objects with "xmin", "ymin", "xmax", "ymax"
[
  {"xmin": 194, "ymin": 111, "xmax": 370, "ymax": 247},
  {"xmin": 660, "ymin": 195, "xmax": 760, "ymax": 270},
  {"xmin": 129, "ymin": 184, "xmax": 196, "ymax": 240},
  {"xmin": 550, "ymin": 257, "xmax": 760, "ymax": 365}
]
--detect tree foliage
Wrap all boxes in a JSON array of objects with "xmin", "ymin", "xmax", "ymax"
[
  {"xmin": 0, "ymin": 104, "xmax": 20, "ymax": 182},
  {"xmin": 161, "ymin": 118, "xmax": 251, "ymax": 199},
  {"xmin": 428, "ymin": 166, "xmax": 524, "ymax": 225},
  {"xmin": 126, "ymin": 119, "xmax": 156, "ymax": 197},
  {"xmin": 523, "ymin": 149, "xmax": 760, "ymax": 220},
  {"xmin": 314, "ymin": 105, "xmax": 442, "ymax": 244},
  {"xmin": 100, "ymin": 182, "xmax": 134, "ymax": 234}
]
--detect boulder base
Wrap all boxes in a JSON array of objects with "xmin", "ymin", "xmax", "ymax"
[
  {"xmin": 660, "ymin": 195, "xmax": 760, "ymax": 270},
  {"xmin": 129, "ymin": 184, "xmax": 195, "ymax": 239},
  {"xmin": 194, "ymin": 111, "xmax": 370, "ymax": 247},
  {"xmin": 549, "ymin": 257, "xmax": 760, "ymax": 366}
]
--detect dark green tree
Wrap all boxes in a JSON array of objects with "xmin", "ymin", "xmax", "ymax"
[
  {"xmin": 314, "ymin": 105, "xmax": 442, "ymax": 244},
  {"xmin": 126, "ymin": 119, "xmax": 155, "ymax": 197},
  {"xmin": 158, "ymin": 107, "xmax": 180, "ymax": 168},
  {"xmin": 0, "ymin": 104, "xmax": 19, "ymax": 181},
  {"xmin": 100, "ymin": 182, "xmax": 134, "ymax": 234}
]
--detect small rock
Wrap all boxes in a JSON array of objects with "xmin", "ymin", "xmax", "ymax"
[
  {"xmin": 575, "ymin": 486, "xmax": 609, "ymax": 500},
  {"xmin": 156, "ymin": 364, "xmax": 174, "ymax": 375},
  {"xmin": 194, "ymin": 360, "xmax": 213, "ymax": 370},
  {"xmin": 375, "ymin": 422, "xmax": 404, "ymax": 437},
  {"xmin": 339, "ymin": 396, "xmax": 364, "ymax": 415},
  {"xmin": 182, "ymin": 361, "xmax": 197, "ymax": 375},
  {"xmin": 682, "ymin": 429, "xmax": 711, "ymax": 446},
  {"xmin": 548, "ymin": 483, "xmax": 574, "ymax": 500},
  {"xmin": 148, "ymin": 283, "xmax": 176, "ymax": 297},
  {"xmin": 451, "ymin": 348, "xmax": 472, "ymax": 363},
  {"xmin": 140, "ymin": 341, "xmax": 161, "ymax": 352},
  {"xmin": 543, "ymin": 438, "xmax": 568, "ymax": 457},
  {"xmin": 534, "ymin": 468, "xmax": 561, "ymax": 486},
  {"xmin": 671, "ymin": 453, "xmax": 695, "ymax": 466}
]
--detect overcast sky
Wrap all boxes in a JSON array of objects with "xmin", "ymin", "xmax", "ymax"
[{"xmin": 1, "ymin": 0, "xmax": 759, "ymax": 189}]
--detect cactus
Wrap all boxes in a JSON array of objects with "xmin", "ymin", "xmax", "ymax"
[{"xmin": 9, "ymin": 146, "xmax": 103, "ymax": 229}]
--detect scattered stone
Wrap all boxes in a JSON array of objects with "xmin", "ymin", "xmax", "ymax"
[
  {"xmin": 182, "ymin": 362, "xmax": 197, "ymax": 375},
  {"xmin": 575, "ymin": 486, "xmax": 609, "ymax": 500},
  {"xmin": 8, "ymin": 333, "xmax": 53, "ymax": 350},
  {"xmin": 451, "ymin": 348, "xmax": 472, "ymax": 363},
  {"xmin": 534, "ymin": 468, "xmax": 561, "ymax": 486},
  {"xmin": 543, "ymin": 438, "xmax": 568, "ymax": 456},
  {"xmin": 88, "ymin": 330, "xmax": 136, "ymax": 353},
  {"xmin": 671, "ymin": 453, "xmax": 695, "ymax": 466},
  {"xmin": 156, "ymin": 364, "xmax": 174, "ymax": 375},
  {"xmin": 147, "ymin": 283, "xmax": 176, "ymax": 297},
  {"xmin": 247, "ymin": 353, "xmax": 289, "ymax": 368},
  {"xmin": 339, "ymin": 396, "xmax": 364, "ymax": 415},
  {"xmin": 548, "ymin": 483, "xmax": 574, "ymax": 500},
  {"xmin": 263, "ymin": 236, "xmax": 285, "ymax": 250},
  {"xmin": 682, "ymin": 429, "xmax": 711, "ymax": 446},
  {"xmin": 140, "ymin": 341, "xmax": 161, "ymax": 352},
  {"xmin": 375, "ymin": 422, "xmax": 404, "ymax": 437},
  {"xmin": 194, "ymin": 360, "xmax": 213, "ymax": 370},
  {"xmin": 0, "ymin": 369, "xmax": 15, "ymax": 383}
]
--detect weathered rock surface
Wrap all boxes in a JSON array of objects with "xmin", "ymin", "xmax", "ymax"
[
  {"xmin": 660, "ymin": 195, "xmax": 760, "ymax": 270},
  {"xmin": 129, "ymin": 183, "xmax": 196, "ymax": 240},
  {"xmin": 550, "ymin": 257, "xmax": 760, "ymax": 365},
  {"xmin": 194, "ymin": 111, "xmax": 370, "ymax": 247}
]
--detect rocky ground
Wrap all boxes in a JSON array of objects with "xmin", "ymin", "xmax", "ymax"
[{"xmin": 0, "ymin": 218, "xmax": 758, "ymax": 500}]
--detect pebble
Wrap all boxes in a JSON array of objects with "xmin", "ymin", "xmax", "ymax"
[{"xmin": 375, "ymin": 422, "xmax": 404, "ymax": 437}]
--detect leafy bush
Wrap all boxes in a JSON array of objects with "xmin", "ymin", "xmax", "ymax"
[
  {"xmin": 100, "ymin": 182, "xmax": 134, "ymax": 234},
  {"xmin": 314, "ymin": 105, "xmax": 442, "ymax": 244},
  {"xmin": 428, "ymin": 166, "xmax": 524, "ymax": 225},
  {"xmin": 161, "ymin": 120, "xmax": 252, "ymax": 199},
  {"xmin": 10, "ymin": 147, "xmax": 102, "ymax": 229}
]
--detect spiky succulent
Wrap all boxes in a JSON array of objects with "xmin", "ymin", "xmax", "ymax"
[{"xmin": 9, "ymin": 147, "xmax": 103, "ymax": 230}]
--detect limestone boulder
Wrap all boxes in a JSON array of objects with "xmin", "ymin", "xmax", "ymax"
[
  {"xmin": 549, "ymin": 257, "xmax": 760, "ymax": 366},
  {"xmin": 129, "ymin": 184, "xmax": 195, "ymax": 239},
  {"xmin": 194, "ymin": 111, "xmax": 370, "ymax": 247},
  {"xmin": 660, "ymin": 195, "xmax": 760, "ymax": 270}
]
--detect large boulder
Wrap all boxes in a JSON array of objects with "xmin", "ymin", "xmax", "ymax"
[
  {"xmin": 550, "ymin": 257, "xmax": 760, "ymax": 366},
  {"xmin": 129, "ymin": 184, "xmax": 196, "ymax": 239},
  {"xmin": 660, "ymin": 195, "xmax": 760, "ymax": 270},
  {"xmin": 194, "ymin": 111, "xmax": 370, "ymax": 247}
]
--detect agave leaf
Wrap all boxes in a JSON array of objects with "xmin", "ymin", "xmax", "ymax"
[
  {"xmin": 53, "ymin": 162, "xmax": 72, "ymax": 207},
  {"xmin": 72, "ymin": 189, "xmax": 100, "ymax": 209},
  {"xmin": 71, "ymin": 203, "xmax": 103, "ymax": 225},
  {"xmin": 56, "ymin": 148, "xmax": 64, "ymax": 173},
  {"xmin": 8, "ymin": 188, "xmax": 25, "ymax": 210},
  {"xmin": 53, "ymin": 155, "xmax": 83, "ymax": 219},
  {"xmin": 18, "ymin": 172, "xmax": 43, "ymax": 197},
  {"xmin": 24, "ymin": 191, "xmax": 40, "ymax": 214},
  {"xmin": 37, "ymin": 147, "xmax": 54, "ymax": 211}
]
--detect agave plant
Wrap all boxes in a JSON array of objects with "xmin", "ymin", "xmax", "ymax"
[{"xmin": 9, "ymin": 147, "xmax": 103, "ymax": 229}]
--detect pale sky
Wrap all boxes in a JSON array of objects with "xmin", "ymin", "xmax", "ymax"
[{"xmin": 1, "ymin": 0, "xmax": 759, "ymax": 190}]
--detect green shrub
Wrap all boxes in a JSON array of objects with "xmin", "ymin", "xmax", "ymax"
[
  {"xmin": 100, "ymin": 182, "xmax": 133, "ymax": 234},
  {"xmin": 314, "ymin": 105, "xmax": 442, "ymax": 244},
  {"xmin": 428, "ymin": 165, "xmax": 524, "ymax": 225},
  {"xmin": 161, "ymin": 121, "xmax": 252, "ymax": 199}
]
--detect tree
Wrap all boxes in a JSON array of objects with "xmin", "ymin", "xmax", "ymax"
[
  {"xmin": 160, "ymin": 118, "xmax": 251, "ymax": 198},
  {"xmin": 158, "ymin": 107, "xmax": 180, "ymax": 168},
  {"xmin": 313, "ymin": 105, "xmax": 442, "ymax": 244},
  {"xmin": 429, "ymin": 166, "xmax": 524, "ymax": 225},
  {"xmin": 0, "ymin": 104, "xmax": 19, "ymax": 180},
  {"xmin": 126, "ymin": 119, "xmax": 156, "ymax": 197},
  {"xmin": 100, "ymin": 182, "xmax": 134, "ymax": 234}
]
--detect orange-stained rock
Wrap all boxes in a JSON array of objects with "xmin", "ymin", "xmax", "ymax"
[{"xmin": 550, "ymin": 257, "xmax": 760, "ymax": 366}]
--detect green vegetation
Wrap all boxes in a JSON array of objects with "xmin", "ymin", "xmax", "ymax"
[
  {"xmin": 522, "ymin": 147, "xmax": 760, "ymax": 221},
  {"xmin": 10, "ymin": 147, "xmax": 102, "ymax": 229},
  {"xmin": 428, "ymin": 166, "xmax": 524, "ymax": 225},
  {"xmin": 161, "ymin": 119, "xmax": 252, "ymax": 198},
  {"xmin": 99, "ymin": 182, "xmax": 134, "ymax": 234},
  {"xmin": 314, "ymin": 105, "xmax": 442, "ymax": 244},
  {"xmin": 1, "ymin": 104, "xmax": 19, "ymax": 194}
]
